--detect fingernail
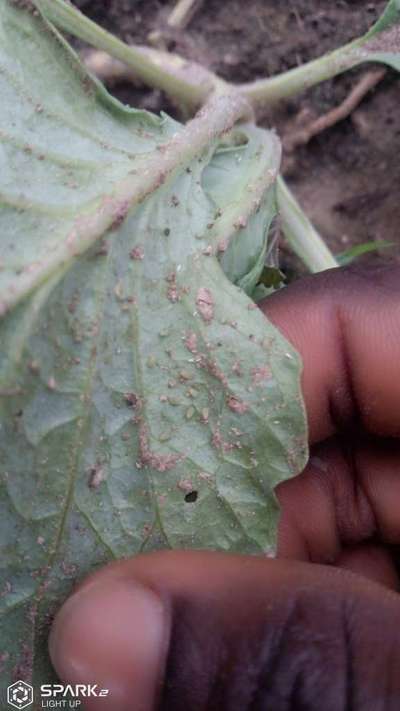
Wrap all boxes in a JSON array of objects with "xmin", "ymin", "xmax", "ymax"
[{"xmin": 49, "ymin": 578, "xmax": 168, "ymax": 711}]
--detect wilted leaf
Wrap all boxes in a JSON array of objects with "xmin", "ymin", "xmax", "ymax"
[{"xmin": 0, "ymin": 0, "xmax": 307, "ymax": 688}]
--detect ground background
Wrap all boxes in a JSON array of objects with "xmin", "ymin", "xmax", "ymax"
[{"xmin": 76, "ymin": 0, "xmax": 399, "ymax": 274}]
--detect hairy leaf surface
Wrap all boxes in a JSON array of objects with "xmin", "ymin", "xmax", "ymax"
[{"xmin": 0, "ymin": 0, "xmax": 307, "ymax": 688}]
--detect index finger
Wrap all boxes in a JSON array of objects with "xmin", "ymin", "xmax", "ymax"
[{"xmin": 260, "ymin": 263, "xmax": 400, "ymax": 443}]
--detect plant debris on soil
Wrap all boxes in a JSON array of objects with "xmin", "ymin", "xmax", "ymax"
[{"xmin": 75, "ymin": 0, "xmax": 399, "ymax": 272}]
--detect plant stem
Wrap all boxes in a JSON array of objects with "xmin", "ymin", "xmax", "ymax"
[
  {"xmin": 35, "ymin": 0, "xmax": 211, "ymax": 110},
  {"xmin": 277, "ymin": 177, "xmax": 338, "ymax": 273},
  {"xmin": 240, "ymin": 40, "xmax": 365, "ymax": 107},
  {"xmin": 38, "ymin": 0, "xmax": 372, "ymax": 113},
  {"xmin": 168, "ymin": 0, "xmax": 203, "ymax": 29}
]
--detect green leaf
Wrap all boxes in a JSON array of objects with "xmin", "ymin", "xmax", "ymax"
[
  {"xmin": 369, "ymin": 0, "xmax": 400, "ymax": 35},
  {"xmin": 336, "ymin": 240, "xmax": 395, "ymax": 266},
  {"xmin": 0, "ymin": 0, "xmax": 307, "ymax": 688},
  {"xmin": 202, "ymin": 131, "xmax": 280, "ymax": 295},
  {"xmin": 357, "ymin": 0, "xmax": 400, "ymax": 71}
]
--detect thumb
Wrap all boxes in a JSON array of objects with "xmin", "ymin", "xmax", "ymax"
[{"xmin": 49, "ymin": 550, "xmax": 400, "ymax": 711}]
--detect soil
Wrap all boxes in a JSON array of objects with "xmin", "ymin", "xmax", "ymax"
[{"xmin": 76, "ymin": 0, "xmax": 400, "ymax": 274}]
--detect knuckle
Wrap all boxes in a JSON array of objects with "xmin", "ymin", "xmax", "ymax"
[{"xmin": 160, "ymin": 584, "xmax": 398, "ymax": 711}]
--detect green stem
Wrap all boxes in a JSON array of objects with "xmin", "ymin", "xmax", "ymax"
[
  {"xmin": 277, "ymin": 177, "xmax": 338, "ymax": 273},
  {"xmin": 35, "ymin": 0, "xmax": 211, "ymax": 110},
  {"xmin": 240, "ymin": 39, "xmax": 365, "ymax": 107},
  {"xmin": 38, "ymin": 0, "xmax": 369, "ymax": 113}
]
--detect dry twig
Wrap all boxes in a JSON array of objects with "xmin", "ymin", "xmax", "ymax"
[
  {"xmin": 167, "ymin": 0, "xmax": 204, "ymax": 29},
  {"xmin": 284, "ymin": 67, "xmax": 387, "ymax": 152},
  {"xmin": 83, "ymin": 50, "xmax": 138, "ymax": 84}
]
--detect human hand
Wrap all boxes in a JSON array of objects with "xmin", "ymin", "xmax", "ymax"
[{"xmin": 48, "ymin": 263, "xmax": 400, "ymax": 711}]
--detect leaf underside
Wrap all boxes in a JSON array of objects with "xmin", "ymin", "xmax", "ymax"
[{"xmin": 0, "ymin": 0, "xmax": 307, "ymax": 688}]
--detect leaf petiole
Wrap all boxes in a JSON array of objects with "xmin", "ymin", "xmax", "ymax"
[
  {"xmin": 277, "ymin": 177, "xmax": 339, "ymax": 273},
  {"xmin": 240, "ymin": 39, "xmax": 366, "ymax": 107},
  {"xmin": 35, "ymin": 0, "xmax": 212, "ymax": 110}
]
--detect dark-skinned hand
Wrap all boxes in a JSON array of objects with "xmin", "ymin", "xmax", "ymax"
[{"xmin": 49, "ymin": 263, "xmax": 400, "ymax": 711}]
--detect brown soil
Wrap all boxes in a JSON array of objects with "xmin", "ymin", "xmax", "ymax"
[{"xmin": 76, "ymin": 0, "xmax": 400, "ymax": 273}]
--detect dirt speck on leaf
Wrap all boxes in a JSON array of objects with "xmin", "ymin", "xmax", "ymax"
[
  {"xmin": 251, "ymin": 366, "xmax": 272, "ymax": 384},
  {"xmin": 201, "ymin": 407, "xmax": 209, "ymax": 424},
  {"xmin": 184, "ymin": 331, "xmax": 198, "ymax": 353},
  {"xmin": 142, "ymin": 523, "xmax": 152, "ymax": 538},
  {"xmin": 234, "ymin": 215, "xmax": 247, "ymax": 229},
  {"xmin": 196, "ymin": 287, "xmax": 214, "ymax": 322},
  {"xmin": 204, "ymin": 358, "xmax": 228, "ymax": 387},
  {"xmin": 179, "ymin": 370, "xmax": 192, "ymax": 381},
  {"xmin": 47, "ymin": 376, "xmax": 56, "ymax": 391},
  {"xmin": 212, "ymin": 428, "xmax": 234, "ymax": 452},
  {"xmin": 28, "ymin": 360, "xmax": 40, "ymax": 375},
  {"xmin": 111, "ymin": 198, "xmax": 130, "ymax": 228},
  {"xmin": 185, "ymin": 406, "xmax": 195, "ymax": 419},
  {"xmin": 177, "ymin": 478, "xmax": 193, "ymax": 492},
  {"xmin": 139, "ymin": 423, "xmax": 183, "ymax": 471},
  {"xmin": 130, "ymin": 245, "xmax": 144, "ymax": 260},
  {"xmin": 166, "ymin": 272, "xmax": 180, "ymax": 303},
  {"xmin": 88, "ymin": 463, "xmax": 105, "ymax": 489},
  {"xmin": 231, "ymin": 360, "xmax": 242, "ymax": 376},
  {"xmin": 199, "ymin": 471, "xmax": 212, "ymax": 483},
  {"xmin": 227, "ymin": 396, "xmax": 248, "ymax": 414},
  {"xmin": 124, "ymin": 392, "xmax": 139, "ymax": 408}
]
